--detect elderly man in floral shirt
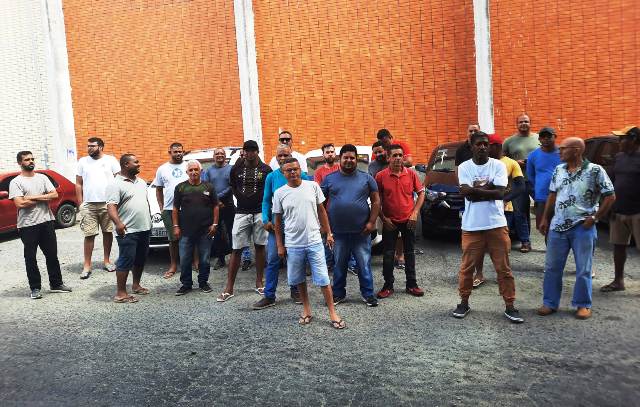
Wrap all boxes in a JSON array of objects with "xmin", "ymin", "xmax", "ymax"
[{"xmin": 537, "ymin": 137, "xmax": 615, "ymax": 320}]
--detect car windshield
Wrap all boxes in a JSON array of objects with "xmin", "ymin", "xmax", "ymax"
[{"xmin": 428, "ymin": 147, "xmax": 457, "ymax": 172}]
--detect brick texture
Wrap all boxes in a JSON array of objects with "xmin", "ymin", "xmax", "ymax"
[
  {"xmin": 253, "ymin": 0, "xmax": 478, "ymax": 163},
  {"xmin": 63, "ymin": 0, "xmax": 244, "ymax": 179},
  {"xmin": 490, "ymin": 0, "xmax": 640, "ymax": 139}
]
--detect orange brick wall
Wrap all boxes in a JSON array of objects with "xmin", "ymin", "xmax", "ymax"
[
  {"xmin": 63, "ymin": 0, "xmax": 244, "ymax": 179},
  {"xmin": 490, "ymin": 0, "xmax": 640, "ymax": 140},
  {"xmin": 253, "ymin": 0, "xmax": 478, "ymax": 163}
]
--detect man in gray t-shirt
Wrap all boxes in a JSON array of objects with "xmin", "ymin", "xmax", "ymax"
[
  {"xmin": 106, "ymin": 154, "xmax": 152, "ymax": 303},
  {"xmin": 8, "ymin": 151, "xmax": 71, "ymax": 299}
]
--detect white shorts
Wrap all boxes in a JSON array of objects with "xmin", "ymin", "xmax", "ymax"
[{"xmin": 232, "ymin": 213, "xmax": 268, "ymax": 249}]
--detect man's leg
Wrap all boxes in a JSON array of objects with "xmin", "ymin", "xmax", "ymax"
[
  {"xmin": 399, "ymin": 223, "xmax": 418, "ymax": 289},
  {"xmin": 197, "ymin": 234, "xmax": 213, "ymax": 288},
  {"xmin": 458, "ymin": 231, "xmax": 486, "ymax": 305},
  {"xmin": 113, "ymin": 233, "xmax": 135, "ymax": 300},
  {"xmin": 162, "ymin": 210, "xmax": 178, "ymax": 278},
  {"xmin": 19, "ymin": 224, "xmax": 41, "ymax": 290},
  {"xmin": 542, "ymin": 230, "xmax": 571, "ymax": 310},
  {"xmin": 306, "ymin": 243, "xmax": 343, "ymax": 325},
  {"xmin": 298, "ymin": 282, "xmax": 312, "ymax": 318},
  {"xmin": 131, "ymin": 231, "xmax": 150, "ymax": 292},
  {"xmin": 98, "ymin": 204, "xmax": 115, "ymax": 267},
  {"xmin": 611, "ymin": 244, "xmax": 627, "ymax": 289},
  {"xmin": 254, "ymin": 245, "xmax": 265, "ymax": 289},
  {"xmin": 262, "ymin": 231, "xmax": 280, "ymax": 300},
  {"xmin": 570, "ymin": 225, "xmax": 597, "ymax": 310},
  {"xmin": 486, "ymin": 227, "xmax": 515, "ymax": 307},
  {"xmin": 83, "ymin": 235, "xmax": 96, "ymax": 272},
  {"xmin": 394, "ymin": 237, "xmax": 404, "ymax": 266},
  {"xmin": 219, "ymin": 213, "xmax": 249, "ymax": 297},
  {"xmin": 102, "ymin": 232, "xmax": 114, "ymax": 267},
  {"xmin": 39, "ymin": 221, "xmax": 64, "ymax": 289},
  {"xmin": 352, "ymin": 234, "xmax": 375, "ymax": 299},
  {"xmin": 222, "ymin": 250, "xmax": 242, "ymax": 295},
  {"xmin": 514, "ymin": 193, "xmax": 531, "ymax": 250},
  {"xmin": 252, "ymin": 215, "xmax": 268, "ymax": 289},
  {"xmin": 178, "ymin": 235, "xmax": 195, "ymax": 289},
  {"xmin": 331, "ymin": 234, "xmax": 350, "ymax": 300},
  {"xmin": 115, "ymin": 270, "xmax": 130, "ymax": 300},
  {"xmin": 381, "ymin": 226, "xmax": 400, "ymax": 290}
]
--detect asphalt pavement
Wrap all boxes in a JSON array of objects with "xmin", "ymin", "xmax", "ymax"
[{"xmin": 0, "ymin": 223, "xmax": 639, "ymax": 406}]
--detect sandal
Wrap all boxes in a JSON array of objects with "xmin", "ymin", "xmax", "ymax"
[
  {"xmin": 216, "ymin": 292, "xmax": 235, "ymax": 302},
  {"xmin": 472, "ymin": 278, "xmax": 485, "ymax": 288},
  {"xmin": 255, "ymin": 287, "xmax": 265, "ymax": 296},
  {"xmin": 103, "ymin": 263, "xmax": 116, "ymax": 272},
  {"xmin": 80, "ymin": 270, "xmax": 91, "ymax": 280},
  {"xmin": 298, "ymin": 315, "xmax": 313, "ymax": 325},
  {"xmin": 163, "ymin": 270, "xmax": 177, "ymax": 279},
  {"xmin": 600, "ymin": 283, "xmax": 625, "ymax": 292},
  {"xmin": 113, "ymin": 296, "xmax": 138, "ymax": 303},
  {"xmin": 132, "ymin": 287, "xmax": 150, "ymax": 295},
  {"xmin": 330, "ymin": 319, "xmax": 346, "ymax": 330}
]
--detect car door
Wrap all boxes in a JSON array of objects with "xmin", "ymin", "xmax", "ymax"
[{"xmin": 0, "ymin": 174, "xmax": 18, "ymax": 232}]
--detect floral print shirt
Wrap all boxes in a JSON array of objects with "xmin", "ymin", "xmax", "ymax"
[{"xmin": 549, "ymin": 160, "xmax": 614, "ymax": 232}]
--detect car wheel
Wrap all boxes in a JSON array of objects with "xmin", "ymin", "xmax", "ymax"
[{"xmin": 56, "ymin": 203, "xmax": 77, "ymax": 228}]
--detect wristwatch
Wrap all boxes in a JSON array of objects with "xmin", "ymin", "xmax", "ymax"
[{"xmin": 589, "ymin": 215, "xmax": 598, "ymax": 223}]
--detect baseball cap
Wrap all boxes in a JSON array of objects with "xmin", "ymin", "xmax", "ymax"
[
  {"xmin": 538, "ymin": 127, "xmax": 556, "ymax": 137},
  {"xmin": 487, "ymin": 133, "xmax": 503, "ymax": 145},
  {"xmin": 242, "ymin": 140, "xmax": 259, "ymax": 151},
  {"xmin": 612, "ymin": 125, "xmax": 639, "ymax": 136}
]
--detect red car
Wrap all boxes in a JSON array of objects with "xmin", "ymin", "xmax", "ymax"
[{"xmin": 0, "ymin": 170, "xmax": 78, "ymax": 233}]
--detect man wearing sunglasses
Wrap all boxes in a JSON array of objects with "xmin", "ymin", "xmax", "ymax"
[{"xmin": 268, "ymin": 130, "xmax": 308, "ymax": 173}]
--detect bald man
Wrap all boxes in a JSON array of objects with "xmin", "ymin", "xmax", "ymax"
[{"xmin": 537, "ymin": 137, "xmax": 615, "ymax": 320}]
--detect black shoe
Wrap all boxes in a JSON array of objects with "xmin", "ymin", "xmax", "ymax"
[
  {"xmin": 452, "ymin": 303, "xmax": 470, "ymax": 319},
  {"xmin": 241, "ymin": 260, "xmax": 252, "ymax": 271},
  {"xmin": 504, "ymin": 307, "xmax": 524, "ymax": 323},
  {"xmin": 200, "ymin": 283, "xmax": 213, "ymax": 293},
  {"xmin": 333, "ymin": 296, "xmax": 346, "ymax": 306},
  {"xmin": 175, "ymin": 286, "xmax": 192, "ymax": 296},
  {"xmin": 363, "ymin": 296, "xmax": 378, "ymax": 307},
  {"xmin": 30, "ymin": 289, "xmax": 42, "ymax": 299},
  {"xmin": 252, "ymin": 297, "xmax": 276, "ymax": 310},
  {"xmin": 290, "ymin": 289, "xmax": 302, "ymax": 304},
  {"xmin": 50, "ymin": 284, "xmax": 72, "ymax": 293}
]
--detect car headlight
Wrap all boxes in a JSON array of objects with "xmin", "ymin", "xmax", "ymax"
[
  {"xmin": 151, "ymin": 213, "xmax": 162, "ymax": 223},
  {"xmin": 425, "ymin": 188, "xmax": 446, "ymax": 202}
]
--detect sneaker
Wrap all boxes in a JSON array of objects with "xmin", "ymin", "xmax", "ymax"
[
  {"xmin": 452, "ymin": 303, "xmax": 470, "ymax": 319},
  {"xmin": 50, "ymin": 284, "xmax": 72, "ymax": 293},
  {"xmin": 376, "ymin": 287, "xmax": 394, "ymax": 299},
  {"xmin": 504, "ymin": 307, "xmax": 524, "ymax": 323},
  {"xmin": 241, "ymin": 259, "xmax": 252, "ymax": 271},
  {"xmin": 252, "ymin": 297, "xmax": 276, "ymax": 310},
  {"xmin": 406, "ymin": 287, "xmax": 425, "ymax": 297},
  {"xmin": 200, "ymin": 283, "xmax": 213, "ymax": 293},
  {"xmin": 363, "ymin": 296, "xmax": 378, "ymax": 307},
  {"xmin": 333, "ymin": 296, "xmax": 346, "ymax": 306},
  {"xmin": 290, "ymin": 289, "xmax": 302, "ymax": 304},
  {"xmin": 175, "ymin": 286, "xmax": 192, "ymax": 296},
  {"xmin": 30, "ymin": 289, "xmax": 42, "ymax": 299},
  {"xmin": 213, "ymin": 259, "xmax": 225, "ymax": 270}
]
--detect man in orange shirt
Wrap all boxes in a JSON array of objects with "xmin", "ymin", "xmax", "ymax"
[{"xmin": 375, "ymin": 144, "xmax": 425, "ymax": 299}]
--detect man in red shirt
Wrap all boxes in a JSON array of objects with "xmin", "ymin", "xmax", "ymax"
[
  {"xmin": 314, "ymin": 143, "xmax": 339, "ymax": 184},
  {"xmin": 375, "ymin": 144, "xmax": 425, "ymax": 298},
  {"xmin": 374, "ymin": 128, "xmax": 413, "ymax": 167}
]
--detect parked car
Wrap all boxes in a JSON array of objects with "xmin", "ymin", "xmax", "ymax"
[
  {"xmin": 304, "ymin": 145, "xmax": 383, "ymax": 248},
  {"xmin": 148, "ymin": 147, "xmax": 242, "ymax": 248},
  {"xmin": 584, "ymin": 135, "xmax": 619, "ymax": 179},
  {"xmin": 420, "ymin": 141, "xmax": 465, "ymax": 238},
  {"xmin": 0, "ymin": 170, "xmax": 78, "ymax": 233}
]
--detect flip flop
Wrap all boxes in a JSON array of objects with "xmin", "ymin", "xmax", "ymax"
[
  {"xmin": 132, "ymin": 287, "xmax": 150, "ymax": 295},
  {"xmin": 163, "ymin": 270, "xmax": 177, "ymax": 279},
  {"xmin": 473, "ymin": 279, "xmax": 485, "ymax": 288},
  {"xmin": 600, "ymin": 283, "xmax": 625, "ymax": 292},
  {"xmin": 330, "ymin": 319, "xmax": 346, "ymax": 330},
  {"xmin": 216, "ymin": 292, "xmax": 235, "ymax": 302},
  {"xmin": 298, "ymin": 315, "xmax": 313, "ymax": 325},
  {"xmin": 255, "ymin": 287, "xmax": 265, "ymax": 296},
  {"xmin": 80, "ymin": 270, "xmax": 91, "ymax": 280},
  {"xmin": 103, "ymin": 263, "xmax": 116, "ymax": 272},
  {"xmin": 113, "ymin": 296, "xmax": 138, "ymax": 303}
]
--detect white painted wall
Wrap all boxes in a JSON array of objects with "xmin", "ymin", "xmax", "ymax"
[
  {"xmin": 0, "ymin": 0, "xmax": 76, "ymax": 181},
  {"xmin": 473, "ymin": 0, "xmax": 495, "ymax": 134}
]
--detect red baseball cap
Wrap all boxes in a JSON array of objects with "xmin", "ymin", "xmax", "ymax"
[{"xmin": 487, "ymin": 133, "xmax": 503, "ymax": 145}]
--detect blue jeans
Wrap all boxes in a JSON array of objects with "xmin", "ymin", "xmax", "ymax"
[
  {"xmin": 543, "ymin": 224, "xmax": 597, "ymax": 309},
  {"xmin": 179, "ymin": 233, "xmax": 213, "ymax": 288},
  {"xmin": 506, "ymin": 206, "xmax": 530, "ymax": 244},
  {"xmin": 264, "ymin": 230, "xmax": 296, "ymax": 299},
  {"xmin": 332, "ymin": 233, "xmax": 375, "ymax": 299}
]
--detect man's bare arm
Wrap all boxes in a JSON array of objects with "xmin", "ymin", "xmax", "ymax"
[
  {"xmin": 155, "ymin": 187, "xmax": 164, "ymax": 211},
  {"xmin": 75, "ymin": 175, "xmax": 84, "ymax": 205}
]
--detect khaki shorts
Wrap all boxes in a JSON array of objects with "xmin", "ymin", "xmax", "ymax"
[
  {"xmin": 79, "ymin": 202, "xmax": 113, "ymax": 236},
  {"xmin": 232, "ymin": 213, "xmax": 268, "ymax": 249},
  {"xmin": 161, "ymin": 210, "xmax": 178, "ymax": 242},
  {"xmin": 609, "ymin": 213, "xmax": 640, "ymax": 250}
]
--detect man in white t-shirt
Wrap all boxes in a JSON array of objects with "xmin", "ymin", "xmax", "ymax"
[
  {"xmin": 268, "ymin": 130, "xmax": 308, "ymax": 172},
  {"xmin": 153, "ymin": 142, "xmax": 188, "ymax": 278},
  {"xmin": 452, "ymin": 132, "xmax": 524, "ymax": 324},
  {"xmin": 75, "ymin": 137, "xmax": 121, "ymax": 279},
  {"xmin": 273, "ymin": 158, "xmax": 344, "ymax": 329}
]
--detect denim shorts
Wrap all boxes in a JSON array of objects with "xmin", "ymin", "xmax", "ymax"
[
  {"xmin": 287, "ymin": 242, "xmax": 330, "ymax": 287},
  {"xmin": 115, "ymin": 230, "xmax": 151, "ymax": 271}
]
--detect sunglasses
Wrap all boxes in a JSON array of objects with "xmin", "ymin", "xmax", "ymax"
[{"xmin": 279, "ymin": 138, "xmax": 292, "ymax": 142}]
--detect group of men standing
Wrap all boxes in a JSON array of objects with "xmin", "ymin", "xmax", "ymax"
[{"xmin": 8, "ymin": 120, "xmax": 640, "ymax": 326}]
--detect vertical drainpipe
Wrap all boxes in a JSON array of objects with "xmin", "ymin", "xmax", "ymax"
[
  {"xmin": 234, "ymin": 0, "xmax": 264, "ymax": 159},
  {"xmin": 473, "ymin": 0, "xmax": 495, "ymax": 133}
]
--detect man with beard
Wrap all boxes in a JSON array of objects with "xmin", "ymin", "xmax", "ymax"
[
  {"xmin": 273, "ymin": 158, "xmax": 345, "ymax": 329},
  {"xmin": 202, "ymin": 148, "xmax": 234, "ymax": 269},
  {"xmin": 76, "ymin": 137, "xmax": 120, "ymax": 279},
  {"xmin": 322, "ymin": 144, "xmax": 380, "ymax": 307},
  {"xmin": 453, "ymin": 132, "xmax": 523, "ymax": 323},
  {"xmin": 368, "ymin": 141, "xmax": 388, "ymax": 179},
  {"xmin": 153, "ymin": 142, "xmax": 188, "ymax": 279},
  {"xmin": 10, "ymin": 151, "xmax": 72, "ymax": 299}
]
